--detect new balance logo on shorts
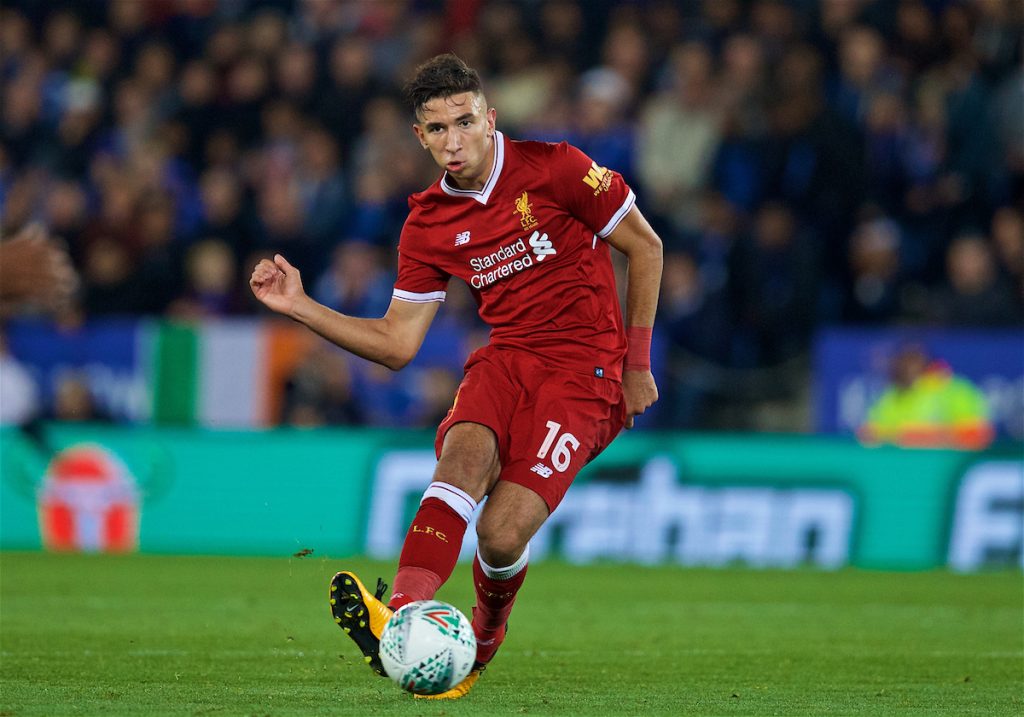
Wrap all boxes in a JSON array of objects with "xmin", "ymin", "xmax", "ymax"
[{"xmin": 530, "ymin": 463, "xmax": 554, "ymax": 478}]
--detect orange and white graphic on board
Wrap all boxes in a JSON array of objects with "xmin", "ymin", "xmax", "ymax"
[{"xmin": 37, "ymin": 444, "xmax": 140, "ymax": 553}]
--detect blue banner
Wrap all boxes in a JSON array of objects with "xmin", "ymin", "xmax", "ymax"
[
  {"xmin": 814, "ymin": 328, "xmax": 1024, "ymax": 440},
  {"xmin": 4, "ymin": 319, "xmax": 151, "ymax": 422}
]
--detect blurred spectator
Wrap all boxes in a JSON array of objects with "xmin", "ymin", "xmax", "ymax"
[
  {"xmin": 992, "ymin": 59, "xmax": 1024, "ymax": 197},
  {"xmin": 296, "ymin": 124, "xmax": 348, "ymax": 247},
  {"xmin": 0, "ymin": 0, "xmax": 1021, "ymax": 432},
  {"xmin": 1, "ymin": 173, "xmax": 39, "ymax": 237},
  {"xmin": 253, "ymin": 178, "xmax": 317, "ymax": 276},
  {"xmin": 246, "ymin": 9, "xmax": 288, "ymax": 62},
  {"xmin": 599, "ymin": 19, "xmax": 651, "ymax": 93},
  {"xmin": 572, "ymin": 67, "xmax": 637, "ymax": 184},
  {"xmin": 100, "ymin": 77, "xmax": 153, "ymax": 160},
  {"xmin": 730, "ymin": 201, "xmax": 819, "ymax": 366},
  {"xmin": 929, "ymin": 233, "xmax": 1021, "ymax": 326},
  {"xmin": 346, "ymin": 96, "xmax": 427, "ymax": 245},
  {"xmin": 901, "ymin": 78, "xmax": 954, "ymax": 228},
  {"xmin": 686, "ymin": 191, "xmax": 740, "ymax": 299},
  {"xmin": 717, "ymin": 32, "xmax": 769, "ymax": 141},
  {"xmin": 281, "ymin": 345, "xmax": 364, "ymax": 427},
  {"xmin": 537, "ymin": 0, "xmax": 591, "ymax": 71},
  {"xmin": 168, "ymin": 239, "xmax": 244, "ymax": 319},
  {"xmin": 222, "ymin": 54, "xmax": 269, "ymax": 148},
  {"xmin": 768, "ymin": 47, "xmax": 865, "ymax": 248},
  {"xmin": 78, "ymin": 28, "xmax": 121, "ymax": 92},
  {"xmin": 132, "ymin": 190, "xmax": 183, "ymax": 314},
  {"xmin": 275, "ymin": 42, "xmax": 318, "ymax": 114},
  {"xmin": 79, "ymin": 234, "xmax": 138, "ymax": 316},
  {"xmin": 486, "ymin": 33, "xmax": 552, "ymax": 134},
  {"xmin": 43, "ymin": 179, "xmax": 89, "ymax": 249},
  {"xmin": 657, "ymin": 250, "xmax": 732, "ymax": 427},
  {"xmin": 317, "ymin": 35, "xmax": 390, "ymax": 159},
  {"xmin": 48, "ymin": 371, "xmax": 111, "ymax": 423},
  {"xmin": 863, "ymin": 91, "xmax": 911, "ymax": 216},
  {"xmin": 749, "ymin": 0, "xmax": 804, "ymax": 61},
  {"xmin": 844, "ymin": 216, "xmax": 909, "ymax": 323},
  {"xmin": 1, "ymin": 67, "xmax": 47, "ymax": 169},
  {"xmin": 638, "ymin": 41, "xmax": 721, "ymax": 232},
  {"xmin": 258, "ymin": 100, "xmax": 303, "ymax": 180},
  {"xmin": 693, "ymin": 0, "xmax": 745, "ymax": 48},
  {"xmin": 990, "ymin": 207, "xmax": 1024, "ymax": 305},
  {"xmin": 133, "ymin": 40, "xmax": 177, "ymax": 119},
  {"xmin": 891, "ymin": 0, "xmax": 944, "ymax": 75},
  {"xmin": 939, "ymin": 53, "xmax": 1004, "ymax": 226},
  {"xmin": 832, "ymin": 25, "xmax": 901, "ymax": 126},
  {"xmin": 311, "ymin": 240, "xmax": 393, "ymax": 318},
  {"xmin": 858, "ymin": 344, "xmax": 995, "ymax": 450},
  {"xmin": 197, "ymin": 167, "xmax": 250, "ymax": 260},
  {"xmin": 974, "ymin": 0, "xmax": 1022, "ymax": 80},
  {"xmin": 171, "ymin": 59, "xmax": 220, "ymax": 172},
  {"xmin": 44, "ymin": 81, "xmax": 104, "ymax": 179},
  {"xmin": 81, "ymin": 179, "xmax": 137, "ymax": 257}
]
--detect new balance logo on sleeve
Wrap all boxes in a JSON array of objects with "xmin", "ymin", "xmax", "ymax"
[{"xmin": 530, "ymin": 463, "xmax": 554, "ymax": 478}]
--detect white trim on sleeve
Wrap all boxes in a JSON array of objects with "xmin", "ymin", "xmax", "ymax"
[
  {"xmin": 596, "ymin": 189, "xmax": 636, "ymax": 238},
  {"xmin": 392, "ymin": 288, "xmax": 447, "ymax": 303}
]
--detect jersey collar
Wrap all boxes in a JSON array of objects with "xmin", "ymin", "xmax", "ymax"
[{"xmin": 440, "ymin": 131, "xmax": 505, "ymax": 205}]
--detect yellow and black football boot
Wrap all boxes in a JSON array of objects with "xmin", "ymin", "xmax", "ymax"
[{"xmin": 329, "ymin": 571, "xmax": 393, "ymax": 676}]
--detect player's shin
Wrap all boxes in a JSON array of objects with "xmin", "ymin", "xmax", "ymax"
[
  {"xmin": 471, "ymin": 545, "xmax": 529, "ymax": 664},
  {"xmin": 389, "ymin": 482, "xmax": 477, "ymax": 610}
]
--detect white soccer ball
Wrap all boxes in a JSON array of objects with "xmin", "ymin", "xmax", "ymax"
[{"xmin": 378, "ymin": 600, "xmax": 477, "ymax": 695}]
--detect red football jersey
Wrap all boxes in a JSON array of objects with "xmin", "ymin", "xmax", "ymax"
[{"xmin": 394, "ymin": 132, "xmax": 636, "ymax": 381}]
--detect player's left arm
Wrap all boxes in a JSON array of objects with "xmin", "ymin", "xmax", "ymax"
[{"xmin": 603, "ymin": 206, "xmax": 663, "ymax": 429}]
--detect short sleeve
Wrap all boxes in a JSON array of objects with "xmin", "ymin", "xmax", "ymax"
[
  {"xmin": 391, "ymin": 221, "xmax": 448, "ymax": 305},
  {"xmin": 550, "ymin": 142, "xmax": 636, "ymax": 238},
  {"xmin": 393, "ymin": 247, "xmax": 449, "ymax": 303}
]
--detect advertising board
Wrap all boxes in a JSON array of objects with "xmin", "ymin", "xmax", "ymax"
[{"xmin": 2, "ymin": 426, "xmax": 1020, "ymax": 571}]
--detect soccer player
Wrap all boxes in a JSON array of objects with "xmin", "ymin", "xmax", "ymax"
[{"xmin": 249, "ymin": 54, "xmax": 662, "ymax": 699}]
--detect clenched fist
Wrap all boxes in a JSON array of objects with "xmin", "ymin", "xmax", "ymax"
[{"xmin": 249, "ymin": 254, "xmax": 306, "ymax": 317}]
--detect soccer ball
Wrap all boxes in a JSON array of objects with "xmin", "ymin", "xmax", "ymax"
[{"xmin": 378, "ymin": 600, "xmax": 477, "ymax": 695}]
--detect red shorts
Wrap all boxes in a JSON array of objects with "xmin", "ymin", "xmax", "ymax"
[{"xmin": 434, "ymin": 346, "xmax": 627, "ymax": 512}]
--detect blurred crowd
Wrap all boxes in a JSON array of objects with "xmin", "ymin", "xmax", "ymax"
[{"xmin": 1, "ymin": 0, "xmax": 1022, "ymax": 429}]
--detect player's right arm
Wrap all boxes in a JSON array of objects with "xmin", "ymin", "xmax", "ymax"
[{"xmin": 250, "ymin": 253, "xmax": 438, "ymax": 371}]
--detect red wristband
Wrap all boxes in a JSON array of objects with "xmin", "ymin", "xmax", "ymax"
[{"xmin": 625, "ymin": 326, "xmax": 652, "ymax": 371}]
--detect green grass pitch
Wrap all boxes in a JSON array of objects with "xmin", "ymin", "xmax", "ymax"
[{"xmin": 1, "ymin": 552, "xmax": 1020, "ymax": 716}]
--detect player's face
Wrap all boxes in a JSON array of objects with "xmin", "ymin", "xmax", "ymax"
[{"xmin": 413, "ymin": 91, "xmax": 496, "ymax": 191}]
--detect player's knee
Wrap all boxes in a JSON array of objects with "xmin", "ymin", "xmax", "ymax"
[
  {"xmin": 475, "ymin": 521, "xmax": 529, "ymax": 567},
  {"xmin": 434, "ymin": 433, "xmax": 500, "ymax": 500},
  {"xmin": 433, "ymin": 455, "xmax": 495, "ymax": 501}
]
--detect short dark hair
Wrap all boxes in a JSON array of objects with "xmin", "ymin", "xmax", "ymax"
[{"xmin": 403, "ymin": 54, "xmax": 483, "ymax": 120}]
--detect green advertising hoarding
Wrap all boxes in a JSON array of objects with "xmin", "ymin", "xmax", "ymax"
[
  {"xmin": 1, "ymin": 425, "xmax": 1021, "ymax": 571},
  {"xmin": 0, "ymin": 425, "xmax": 427, "ymax": 556}
]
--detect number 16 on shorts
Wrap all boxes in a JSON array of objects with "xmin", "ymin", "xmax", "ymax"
[{"xmin": 533, "ymin": 420, "xmax": 580, "ymax": 477}]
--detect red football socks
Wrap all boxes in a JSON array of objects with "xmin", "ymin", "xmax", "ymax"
[
  {"xmin": 472, "ymin": 548, "xmax": 529, "ymax": 664},
  {"xmin": 389, "ymin": 495, "xmax": 470, "ymax": 611}
]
